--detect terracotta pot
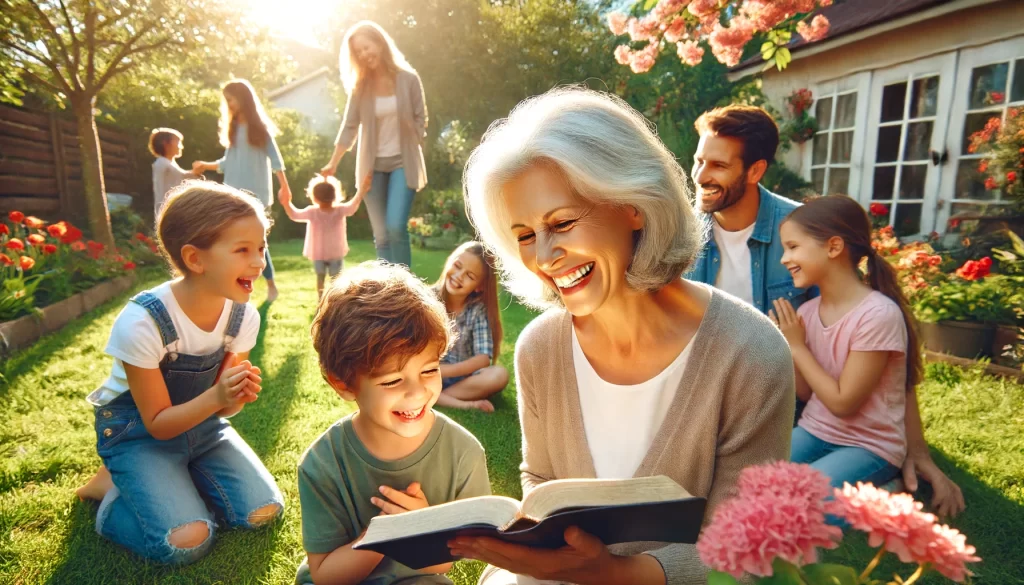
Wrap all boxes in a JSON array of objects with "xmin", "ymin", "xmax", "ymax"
[{"xmin": 919, "ymin": 320, "xmax": 997, "ymax": 359}]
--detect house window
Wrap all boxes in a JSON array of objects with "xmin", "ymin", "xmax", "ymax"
[
  {"xmin": 951, "ymin": 57, "xmax": 1024, "ymax": 213},
  {"xmin": 809, "ymin": 91, "xmax": 857, "ymax": 196}
]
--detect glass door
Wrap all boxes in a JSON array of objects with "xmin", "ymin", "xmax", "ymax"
[
  {"xmin": 938, "ymin": 36, "xmax": 1024, "ymax": 230},
  {"xmin": 861, "ymin": 54, "xmax": 956, "ymax": 236}
]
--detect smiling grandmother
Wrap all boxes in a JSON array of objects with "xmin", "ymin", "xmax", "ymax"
[{"xmin": 449, "ymin": 87, "xmax": 795, "ymax": 585}]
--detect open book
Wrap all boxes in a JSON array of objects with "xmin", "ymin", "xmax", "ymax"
[{"xmin": 353, "ymin": 475, "xmax": 706, "ymax": 569}]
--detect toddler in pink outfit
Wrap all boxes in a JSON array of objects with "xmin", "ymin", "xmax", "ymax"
[{"xmin": 279, "ymin": 174, "xmax": 371, "ymax": 298}]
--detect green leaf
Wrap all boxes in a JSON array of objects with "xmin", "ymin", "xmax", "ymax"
[
  {"xmin": 761, "ymin": 559, "xmax": 806, "ymax": 585},
  {"xmin": 762, "ymin": 41, "xmax": 777, "ymax": 53},
  {"xmin": 763, "ymin": 46, "xmax": 777, "ymax": 60},
  {"xmin": 776, "ymin": 47, "xmax": 792, "ymax": 71},
  {"xmin": 708, "ymin": 571, "xmax": 742, "ymax": 585},
  {"xmin": 644, "ymin": 0, "xmax": 659, "ymax": 9},
  {"xmin": 803, "ymin": 563, "xmax": 860, "ymax": 585}
]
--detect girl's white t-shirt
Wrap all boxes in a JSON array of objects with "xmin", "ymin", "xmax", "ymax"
[
  {"xmin": 375, "ymin": 95, "xmax": 402, "ymax": 158},
  {"xmin": 572, "ymin": 327, "xmax": 692, "ymax": 479},
  {"xmin": 86, "ymin": 281, "xmax": 260, "ymax": 406}
]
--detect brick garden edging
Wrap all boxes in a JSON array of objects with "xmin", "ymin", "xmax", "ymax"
[
  {"xmin": 0, "ymin": 274, "xmax": 135, "ymax": 357},
  {"xmin": 925, "ymin": 350, "xmax": 1024, "ymax": 383}
]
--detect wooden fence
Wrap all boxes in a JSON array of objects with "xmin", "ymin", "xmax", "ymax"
[{"xmin": 0, "ymin": 104, "xmax": 135, "ymax": 218}]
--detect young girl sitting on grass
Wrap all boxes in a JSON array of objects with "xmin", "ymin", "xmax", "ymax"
[
  {"xmin": 432, "ymin": 241, "xmax": 509, "ymax": 413},
  {"xmin": 75, "ymin": 182, "xmax": 283, "ymax": 565},
  {"xmin": 279, "ymin": 173, "xmax": 371, "ymax": 298},
  {"xmin": 770, "ymin": 195, "xmax": 920, "ymax": 491}
]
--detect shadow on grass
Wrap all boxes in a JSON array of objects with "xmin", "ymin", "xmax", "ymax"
[
  {"xmin": 822, "ymin": 449, "xmax": 1024, "ymax": 584},
  {"xmin": 44, "ymin": 496, "xmax": 286, "ymax": 584}
]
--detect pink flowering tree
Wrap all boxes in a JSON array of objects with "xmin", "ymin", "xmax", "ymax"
[
  {"xmin": 697, "ymin": 462, "xmax": 980, "ymax": 585},
  {"xmin": 607, "ymin": 0, "xmax": 834, "ymax": 74}
]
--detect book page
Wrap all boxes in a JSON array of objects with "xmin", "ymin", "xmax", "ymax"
[
  {"xmin": 520, "ymin": 476, "xmax": 692, "ymax": 521},
  {"xmin": 359, "ymin": 496, "xmax": 521, "ymax": 545}
]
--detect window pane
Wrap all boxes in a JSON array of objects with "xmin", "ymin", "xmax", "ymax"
[
  {"xmin": 876, "ymin": 125, "xmax": 902, "ymax": 162},
  {"xmin": 898, "ymin": 164, "xmax": 927, "ymax": 200},
  {"xmin": 881, "ymin": 83, "xmax": 907, "ymax": 122},
  {"xmin": 827, "ymin": 168, "xmax": 850, "ymax": 195},
  {"xmin": 968, "ymin": 62, "xmax": 1009, "ymax": 109},
  {"xmin": 831, "ymin": 131, "xmax": 853, "ymax": 163},
  {"xmin": 835, "ymin": 93, "xmax": 856, "ymax": 127},
  {"xmin": 873, "ymin": 166, "xmax": 897, "ymax": 199},
  {"xmin": 904, "ymin": 121, "xmax": 933, "ymax": 161},
  {"xmin": 961, "ymin": 110, "xmax": 1001, "ymax": 154},
  {"xmin": 909, "ymin": 76, "xmax": 939, "ymax": 118},
  {"xmin": 954, "ymin": 159, "xmax": 997, "ymax": 201},
  {"xmin": 815, "ymin": 97, "xmax": 833, "ymax": 130},
  {"xmin": 813, "ymin": 134, "xmax": 829, "ymax": 165},
  {"xmin": 1012, "ymin": 58, "xmax": 1024, "ymax": 103},
  {"xmin": 894, "ymin": 203, "xmax": 923, "ymax": 237},
  {"xmin": 812, "ymin": 169, "xmax": 826, "ymax": 194}
]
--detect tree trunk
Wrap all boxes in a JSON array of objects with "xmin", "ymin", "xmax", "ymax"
[{"xmin": 71, "ymin": 94, "xmax": 114, "ymax": 247}]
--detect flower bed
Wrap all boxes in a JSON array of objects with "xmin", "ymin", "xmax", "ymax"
[{"xmin": 1, "ymin": 210, "xmax": 161, "ymax": 323}]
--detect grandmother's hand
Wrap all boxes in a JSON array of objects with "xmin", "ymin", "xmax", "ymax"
[{"xmin": 449, "ymin": 527, "xmax": 619, "ymax": 583}]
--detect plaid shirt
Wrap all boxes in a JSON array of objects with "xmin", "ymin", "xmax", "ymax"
[{"xmin": 442, "ymin": 301, "xmax": 493, "ymax": 365}]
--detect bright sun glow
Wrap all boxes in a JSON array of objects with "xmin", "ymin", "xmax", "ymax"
[{"xmin": 243, "ymin": 0, "xmax": 339, "ymax": 46}]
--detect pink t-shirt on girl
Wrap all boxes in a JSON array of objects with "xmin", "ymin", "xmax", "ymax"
[
  {"xmin": 283, "ymin": 202, "xmax": 359, "ymax": 261},
  {"xmin": 797, "ymin": 291, "xmax": 909, "ymax": 467}
]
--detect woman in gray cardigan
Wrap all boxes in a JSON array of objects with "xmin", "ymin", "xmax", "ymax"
[
  {"xmin": 320, "ymin": 20, "xmax": 428, "ymax": 269},
  {"xmin": 452, "ymin": 88, "xmax": 795, "ymax": 585}
]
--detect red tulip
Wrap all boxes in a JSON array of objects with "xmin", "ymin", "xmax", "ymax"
[
  {"xmin": 123, "ymin": 261, "xmax": 137, "ymax": 270},
  {"xmin": 0, "ymin": 253, "xmax": 12, "ymax": 266},
  {"xmin": 27, "ymin": 234, "xmax": 46, "ymax": 246},
  {"xmin": 47, "ymin": 224, "xmax": 67, "ymax": 238},
  {"xmin": 5, "ymin": 238, "xmax": 25, "ymax": 251},
  {"xmin": 19, "ymin": 255, "xmax": 35, "ymax": 271},
  {"xmin": 42, "ymin": 243, "xmax": 58, "ymax": 255},
  {"xmin": 24, "ymin": 216, "xmax": 45, "ymax": 229},
  {"xmin": 8, "ymin": 211, "xmax": 24, "ymax": 223}
]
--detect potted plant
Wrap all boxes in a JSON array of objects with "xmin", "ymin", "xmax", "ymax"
[
  {"xmin": 963, "ymin": 107, "xmax": 1024, "ymax": 235},
  {"xmin": 781, "ymin": 88, "xmax": 818, "ymax": 145},
  {"xmin": 912, "ymin": 258, "xmax": 1016, "ymax": 358}
]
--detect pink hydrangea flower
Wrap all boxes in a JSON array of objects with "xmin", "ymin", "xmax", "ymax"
[
  {"xmin": 663, "ymin": 17, "xmax": 688, "ymax": 43},
  {"xmin": 709, "ymin": 18, "xmax": 753, "ymax": 67},
  {"xmin": 833, "ymin": 483, "xmax": 980, "ymax": 582},
  {"xmin": 697, "ymin": 464, "xmax": 842, "ymax": 578},
  {"xmin": 687, "ymin": 0, "xmax": 720, "ymax": 19},
  {"xmin": 652, "ymin": 0, "xmax": 689, "ymax": 20},
  {"xmin": 628, "ymin": 15, "xmax": 660, "ymax": 42},
  {"xmin": 629, "ymin": 42, "xmax": 659, "ymax": 74},
  {"xmin": 613, "ymin": 45, "xmax": 632, "ymax": 65},
  {"xmin": 607, "ymin": 12, "xmax": 629, "ymax": 36},
  {"xmin": 676, "ymin": 40, "xmax": 705, "ymax": 66},
  {"xmin": 796, "ymin": 14, "xmax": 830, "ymax": 42}
]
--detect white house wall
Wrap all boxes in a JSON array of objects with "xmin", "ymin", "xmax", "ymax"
[{"xmin": 269, "ymin": 75, "xmax": 341, "ymax": 138}]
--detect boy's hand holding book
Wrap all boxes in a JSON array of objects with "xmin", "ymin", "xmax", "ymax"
[{"xmin": 372, "ymin": 482, "xmax": 429, "ymax": 515}]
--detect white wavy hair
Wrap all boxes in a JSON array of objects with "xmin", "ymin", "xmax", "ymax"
[{"xmin": 463, "ymin": 86, "xmax": 706, "ymax": 311}]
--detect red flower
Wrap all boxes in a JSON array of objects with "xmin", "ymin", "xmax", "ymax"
[
  {"xmin": 984, "ymin": 177, "xmax": 999, "ymax": 190},
  {"xmin": 0, "ymin": 224, "xmax": 8, "ymax": 236},
  {"xmin": 869, "ymin": 202, "xmax": 889, "ymax": 216},
  {"xmin": 57, "ymin": 221, "xmax": 83, "ymax": 244},
  {"xmin": 928, "ymin": 255, "xmax": 942, "ymax": 267},
  {"xmin": 991, "ymin": 91, "xmax": 1005, "ymax": 103},
  {"xmin": 23, "ymin": 216, "xmax": 45, "ymax": 229},
  {"xmin": 71, "ymin": 241, "xmax": 87, "ymax": 252},
  {"xmin": 955, "ymin": 257, "xmax": 992, "ymax": 281},
  {"xmin": 148, "ymin": 243, "xmax": 159, "ymax": 253},
  {"xmin": 47, "ymin": 223, "xmax": 67, "ymax": 238},
  {"xmin": 19, "ymin": 255, "xmax": 35, "ymax": 271},
  {"xmin": 4, "ymin": 238, "xmax": 25, "ymax": 251},
  {"xmin": 1008, "ymin": 171, "xmax": 1018, "ymax": 183},
  {"xmin": 123, "ymin": 261, "xmax": 137, "ymax": 270},
  {"xmin": 86, "ymin": 240, "xmax": 105, "ymax": 259},
  {"xmin": 443, "ymin": 222, "xmax": 454, "ymax": 230},
  {"xmin": 8, "ymin": 211, "xmax": 24, "ymax": 223},
  {"xmin": 42, "ymin": 243, "xmax": 58, "ymax": 255},
  {"xmin": 0, "ymin": 253, "xmax": 12, "ymax": 266},
  {"xmin": 977, "ymin": 160, "xmax": 988, "ymax": 173},
  {"xmin": 27, "ymin": 234, "xmax": 46, "ymax": 246},
  {"xmin": 879, "ymin": 225, "xmax": 895, "ymax": 238},
  {"xmin": 949, "ymin": 218, "xmax": 961, "ymax": 229}
]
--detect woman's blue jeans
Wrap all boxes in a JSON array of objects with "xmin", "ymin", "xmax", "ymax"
[{"xmin": 364, "ymin": 167, "xmax": 416, "ymax": 268}]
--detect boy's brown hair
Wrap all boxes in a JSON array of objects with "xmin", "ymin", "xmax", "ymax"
[
  {"xmin": 148, "ymin": 127, "xmax": 183, "ymax": 157},
  {"xmin": 694, "ymin": 105, "xmax": 779, "ymax": 169},
  {"xmin": 311, "ymin": 261, "xmax": 455, "ymax": 389},
  {"xmin": 157, "ymin": 182, "xmax": 271, "ymax": 276}
]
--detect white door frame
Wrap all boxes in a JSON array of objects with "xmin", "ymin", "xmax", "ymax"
[{"xmin": 860, "ymin": 53, "xmax": 958, "ymax": 236}]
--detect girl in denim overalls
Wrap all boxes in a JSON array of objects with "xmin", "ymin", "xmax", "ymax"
[{"xmin": 75, "ymin": 181, "xmax": 284, "ymax": 564}]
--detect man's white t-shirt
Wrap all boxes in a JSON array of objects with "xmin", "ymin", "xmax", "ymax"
[
  {"xmin": 86, "ymin": 281, "xmax": 260, "ymax": 406},
  {"xmin": 572, "ymin": 328, "xmax": 692, "ymax": 479},
  {"xmin": 712, "ymin": 221, "xmax": 756, "ymax": 306}
]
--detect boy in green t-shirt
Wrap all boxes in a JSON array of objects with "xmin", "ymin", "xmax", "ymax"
[{"xmin": 296, "ymin": 261, "xmax": 492, "ymax": 585}]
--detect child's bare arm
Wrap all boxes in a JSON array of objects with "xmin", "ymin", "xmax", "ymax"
[
  {"xmin": 341, "ymin": 172, "xmax": 374, "ymax": 214},
  {"xmin": 439, "ymin": 354, "xmax": 491, "ymax": 379},
  {"xmin": 306, "ymin": 540, "xmax": 385, "ymax": 585},
  {"xmin": 276, "ymin": 188, "xmax": 304, "ymax": 221}
]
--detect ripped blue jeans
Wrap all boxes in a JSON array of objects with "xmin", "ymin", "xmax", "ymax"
[{"xmin": 92, "ymin": 291, "xmax": 283, "ymax": 564}]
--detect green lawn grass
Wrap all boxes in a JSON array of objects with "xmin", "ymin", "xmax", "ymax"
[{"xmin": 0, "ymin": 239, "xmax": 1021, "ymax": 584}]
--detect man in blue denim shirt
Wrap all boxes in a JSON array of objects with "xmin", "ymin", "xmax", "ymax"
[{"xmin": 684, "ymin": 105, "xmax": 965, "ymax": 518}]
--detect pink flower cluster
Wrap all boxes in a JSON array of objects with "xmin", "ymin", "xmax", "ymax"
[
  {"xmin": 833, "ymin": 483, "xmax": 980, "ymax": 582},
  {"xmin": 607, "ymin": 0, "xmax": 832, "ymax": 71},
  {"xmin": 696, "ymin": 462, "xmax": 842, "ymax": 577}
]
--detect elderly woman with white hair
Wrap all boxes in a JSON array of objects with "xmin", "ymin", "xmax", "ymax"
[{"xmin": 447, "ymin": 88, "xmax": 795, "ymax": 585}]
